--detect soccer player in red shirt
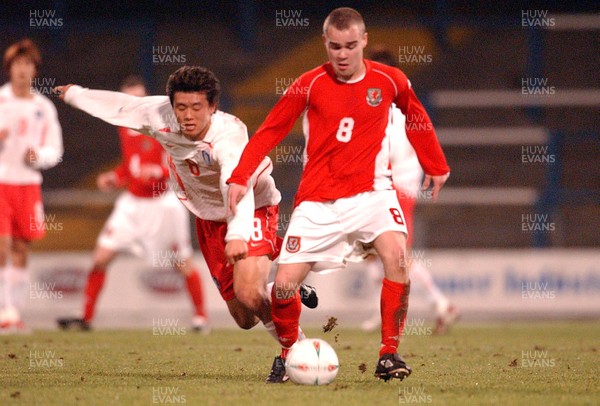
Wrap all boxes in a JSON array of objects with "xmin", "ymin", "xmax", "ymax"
[
  {"xmin": 0, "ymin": 39, "xmax": 63, "ymax": 332},
  {"xmin": 228, "ymin": 8, "xmax": 450, "ymax": 381},
  {"xmin": 57, "ymin": 76, "xmax": 208, "ymax": 332}
]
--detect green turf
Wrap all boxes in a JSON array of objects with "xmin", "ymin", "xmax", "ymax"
[{"xmin": 1, "ymin": 321, "xmax": 599, "ymax": 405}]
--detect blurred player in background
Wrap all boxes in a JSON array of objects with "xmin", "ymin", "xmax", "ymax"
[
  {"xmin": 54, "ymin": 66, "xmax": 317, "ymax": 381},
  {"xmin": 0, "ymin": 39, "xmax": 63, "ymax": 332},
  {"xmin": 360, "ymin": 46, "xmax": 459, "ymax": 335},
  {"xmin": 228, "ymin": 8, "xmax": 449, "ymax": 382},
  {"xmin": 57, "ymin": 75, "xmax": 208, "ymax": 332}
]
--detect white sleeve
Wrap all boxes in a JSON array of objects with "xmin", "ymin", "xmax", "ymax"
[
  {"xmin": 214, "ymin": 124, "xmax": 254, "ymax": 243},
  {"xmin": 64, "ymin": 85, "xmax": 169, "ymax": 136},
  {"xmin": 32, "ymin": 99, "xmax": 63, "ymax": 170}
]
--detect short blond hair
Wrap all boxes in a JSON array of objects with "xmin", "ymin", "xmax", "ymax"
[{"xmin": 323, "ymin": 7, "xmax": 366, "ymax": 35}]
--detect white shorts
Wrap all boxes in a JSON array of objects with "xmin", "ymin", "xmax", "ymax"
[
  {"xmin": 98, "ymin": 191, "xmax": 193, "ymax": 262},
  {"xmin": 279, "ymin": 190, "xmax": 408, "ymax": 272}
]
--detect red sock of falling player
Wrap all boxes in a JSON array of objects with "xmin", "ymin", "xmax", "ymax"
[
  {"xmin": 380, "ymin": 278, "xmax": 411, "ymax": 357},
  {"xmin": 185, "ymin": 270, "xmax": 206, "ymax": 317},
  {"xmin": 83, "ymin": 268, "xmax": 107, "ymax": 322},
  {"xmin": 271, "ymin": 287, "xmax": 301, "ymax": 358}
]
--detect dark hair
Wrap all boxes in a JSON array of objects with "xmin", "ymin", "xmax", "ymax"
[
  {"xmin": 323, "ymin": 7, "xmax": 365, "ymax": 35},
  {"xmin": 166, "ymin": 66, "xmax": 220, "ymax": 107},
  {"xmin": 120, "ymin": 74, "xmax": 146, "ymax": 90},
  {"xmin": 368, "ymin": 46, "xmax": 399, "ymax": 68},
  {"xmin": 3, "ymin": 38, "xmax": 41, "ymax": 73}
]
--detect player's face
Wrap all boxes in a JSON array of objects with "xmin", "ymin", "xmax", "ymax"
[
  {"xmin": 323, "ymin": 24, "xmax": 367, "ymax": 81},
  {"xmin": 173, "ymin": 92, "xmax": 216, "ymax": 141},
  {"xmin": 9, "ymin": 55, "xmax": 36, "ymax": 87}
]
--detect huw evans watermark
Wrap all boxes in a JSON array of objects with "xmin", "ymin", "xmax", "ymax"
[
  {"xmin": 521, "ymin": 281, "xmax": 556, "ymax": 300},
  {"xmin": 29, "ymin": 9, "xmax": 63, "ymax": 29},
  {"xmin": 275, "ymin": 10, "xmax": 309, "ymax": 28},
  {"xmin": 152, "ymin": 318, "xmax": 186, "ymax": 336},
  {"xmin": 398, "ymin": 46, "xmax": 432, "ymax": 65},
  {"xmin": 521, "ymin": 10, "xmax": 555, "ymax": 28},
  {"xmin": 521, "ymin": 349, "xmax": 556, "ymax": 367},
  {"xmin": 521, "ymin": 145, "xmax": 556, "ymax": 164},
  {"xmin": 152, "ymin": 387, "xmax": 186, "ymax": 404},
  {"xmin": 398, "ymin": 386, "xmax": 432, "ymax": 404},
  {"xmin": 153, "ymin": 45, "xmax": 186, "ymax": 65},
  {"xmin": 521, "ymin": 77, "xmax": 556, "ymax": 95}
]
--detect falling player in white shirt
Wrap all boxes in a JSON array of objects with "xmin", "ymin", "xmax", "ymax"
[
  {"xmin": 57, "ymin": 76, "xmax": 209, "ymax": 333},
  {"xmin": 0, "ymin": 39, "xmax": 63, "ymax": 332},
  {"xmin": 360, "ymin": 46, "xmax": 459, "ymax": 335},
  {"xmin": 54, "ymin": 66, "xmax": 317, "ymax": 381}
]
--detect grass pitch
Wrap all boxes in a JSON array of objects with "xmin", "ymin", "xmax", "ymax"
[{"xmin": 1, "ymin": 321, "xmax": 599, "ymax": 405}]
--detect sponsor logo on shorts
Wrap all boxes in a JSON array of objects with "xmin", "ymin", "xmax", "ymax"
[
  {"xmin": 366, "ymin": 87, "xmax": 382, "ymax": 107},
  {"xmin": 286, "ymin": 236, "xmax": 301, "ymax": 253}
]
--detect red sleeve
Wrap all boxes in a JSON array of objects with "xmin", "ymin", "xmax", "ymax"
[
  {"xmin": 394, "ymin": 70, "xmax": 450, "ymax": 176},
  {"xmin": 227, "ymin": 77, "xmax": 309, "ymax": 185}
]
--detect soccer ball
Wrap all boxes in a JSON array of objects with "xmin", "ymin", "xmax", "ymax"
[{"xmin": 285, "ymin": 338, "xmax": 339, "ymax": 385}]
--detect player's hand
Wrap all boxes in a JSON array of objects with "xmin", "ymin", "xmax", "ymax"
[
  {"xmin": 97, "ymin": 171, "xmax": 118, "ymax": 192},
  {"xmin": 225, "ymin": 239, "xmax": 248, "ymax": 265},
  {"xmin": 139, "ymin": 164, "xmax": 163, "ymax": 180},
  {"xmin": 24, "ymin": 148, "xmax": 38, "ymax": 166},
  {"xmin": 53, "ymin": 84, "xmax": 74, "ymax": 100},
  {"xmin": 422, "ymin": 172, "xmax": 449, "ymax": 202},
  {"xmin": 227, "ymin": 183, "xmax": 248, "ymax": 216}
]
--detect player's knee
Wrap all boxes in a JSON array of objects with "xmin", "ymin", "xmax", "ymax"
[
  {"xmin": 235, "ymin": 289, "xmax": 267, "ymax": 313},
  {"xmin": 272, "ymin": 275, "xmax": 298, "ymax": 295},
  {"xmin": 380, "ymin": 246, "xmax": 408, "ymax": 272},
  {"xmin": 0, "ymin": 246, "xmax": 8, "ymax": 266},
  {"xmin": 232, "ymin": 312, "xmax": 259, "ymax": 330}
]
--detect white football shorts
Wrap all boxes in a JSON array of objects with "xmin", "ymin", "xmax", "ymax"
[
  {"xmin": 278, "ymin": 189, "xmax": 408, "ymax": 272},
  {"xmin": 97, "ymin": 191, "xmax": 193, "ymax": 261}
]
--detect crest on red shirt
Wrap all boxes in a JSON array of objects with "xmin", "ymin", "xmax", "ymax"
[
  {"xmin": 366, "ymin": 87, "xmax": 382, "ymax": 107},
  {"xmin": 286, "ymin": 236, "xmax": 301, "ymax": 253}
]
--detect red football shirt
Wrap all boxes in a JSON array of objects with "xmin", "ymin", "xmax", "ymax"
[
  {"xmin": 228, "ymin": 60, "xmax": 449, "ymax": 206},
  {"xmin": 113, "ymin": 127, "xmax": 169, "ymax": 198}
]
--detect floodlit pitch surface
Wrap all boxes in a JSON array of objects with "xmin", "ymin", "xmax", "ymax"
[{"xmin": 1, "ymin": 322, "xmax": 598, "ymax": 405}]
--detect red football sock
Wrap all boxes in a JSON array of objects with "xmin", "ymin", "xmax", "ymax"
[
  {"xmin": 379, "ymin": 278, "xmax": 410, "ymax": 357},
  {"xmin": 271, "ymin": 287, "xmax": 301, "ymax": 357},
  {"xmin": 83, "ymin": 268, "xmax": 107, "ymax": 322},
  {"xmin": 185, "ymin": 270, "xmax": 206, "ymax": 317}
]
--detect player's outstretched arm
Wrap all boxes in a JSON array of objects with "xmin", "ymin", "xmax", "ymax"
[{"xmin": 54, "ymin": 84, "xmax": 167, "ymax": 136}]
